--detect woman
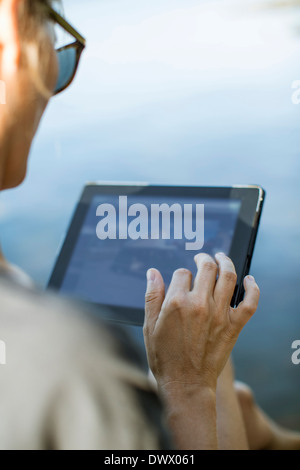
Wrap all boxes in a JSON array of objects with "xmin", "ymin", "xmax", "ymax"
[
  {"xmin": 0, "ymin": 0, "xmax": 171, "ymax": 450},
  {"xmin": 0, "ymin": 0, "xmax": 298, "ymax": 450}
]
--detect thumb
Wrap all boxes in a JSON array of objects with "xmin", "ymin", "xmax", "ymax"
[
  {"xmin": 231, "ymin": 275, "xmax": 260, "ymax": 332},
  {"xmin": 144, "ymin": 268, "xmax": 165, "ymax": 334}
]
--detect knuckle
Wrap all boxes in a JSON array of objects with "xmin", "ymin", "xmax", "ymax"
[
  {"xmin": 166, "ymin": 294, "xmax": 186, "ymax": 311},
  {"xmin": 192, "ymin": 297, "xmax": 209, "ymax": 315},
  {"xmin": 145, "ymin": 290, "xmax": 163, "ymax": 304},
  {"xmin": 223, "ymin": 270, "xmax": 237, "ymax": 284},
  {"xmin": 241, "ymin": 303, "xmax": 256, "ymax": 317},
  {"xmin": 202, "ymin": 260, "xmax": 217, "ymax": 272}
]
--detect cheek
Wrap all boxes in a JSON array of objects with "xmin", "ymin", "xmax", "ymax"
[{"xmin": 1, "ymin": 47, "xmax": 58, "ymax": 190}]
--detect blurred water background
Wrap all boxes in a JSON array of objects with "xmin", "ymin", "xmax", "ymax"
[{"xmin": 1, "ymin": 0, "xmax": 300, "ymax": 429}]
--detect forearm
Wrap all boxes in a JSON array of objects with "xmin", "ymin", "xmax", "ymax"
[
  {"xmin": 159, "ymin": 384, "xmax": 218, "ymax": 450},
  {"xmin": 216, "ymin": 360, "xmax": 249, "ymax": 450}
]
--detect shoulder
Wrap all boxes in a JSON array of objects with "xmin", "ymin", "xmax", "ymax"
[{"xmin": 0, "ymin": 274, "xmax": 171, "ymax": 449}]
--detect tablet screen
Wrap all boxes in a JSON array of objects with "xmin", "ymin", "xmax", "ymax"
[{"xmin": 60, "ymin": 194, "xmax": 241, "ymax": 310}]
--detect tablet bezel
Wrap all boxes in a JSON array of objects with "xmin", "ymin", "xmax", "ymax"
[{"xmin": 48, "ymin": 183, "xmax": 265, "ymax": 326}]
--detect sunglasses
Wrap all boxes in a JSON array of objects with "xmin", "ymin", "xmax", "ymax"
[{"xmin": 46, "ymin": 6, "xmax": 86, "ymax": 95}]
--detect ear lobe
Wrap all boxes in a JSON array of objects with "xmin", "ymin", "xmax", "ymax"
[{"xmin": 0, "ymin": 0, "xmax": 22, "ymax": 72}]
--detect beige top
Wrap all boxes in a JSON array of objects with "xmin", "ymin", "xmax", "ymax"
[{"xmin": 0, "ymin": 269, "xmax": 169, "ymax": 450}]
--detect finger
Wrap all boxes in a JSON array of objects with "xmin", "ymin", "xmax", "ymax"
[
  {"xmin": 230, "ymin": 275, "xmax": 260, "ymax": 332},
  {"xmin": 214, "ymin": 252, "xmax": 237, "ymax": 307},
  {"xmin": 192, "ymin": 253, "xmax": 218, "ymax": 299},
  {"xmin": 144, "ymin": 268, "xmax": 165, "ymax": 335},
  {"xmin": 164, "ymin": 268, "xmax": 193, "ymax": 301}
]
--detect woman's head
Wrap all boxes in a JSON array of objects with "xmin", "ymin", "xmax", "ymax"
[{"xmin": 0, "ymin": 0, "xmax": 58, "ymax": 190}]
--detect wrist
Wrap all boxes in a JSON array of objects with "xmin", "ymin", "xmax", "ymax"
[
  {"xmin": 159, "ymin": 381, "xmax": 217, "ymax": 409},
  {"xmin": 158, "ymin": 383, "xmax": 218, "ymax": 450}
]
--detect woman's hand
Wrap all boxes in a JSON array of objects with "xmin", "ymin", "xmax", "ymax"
[{"xmin": 144, "ymin": 252, "xmax": 260, "ymax": 393}]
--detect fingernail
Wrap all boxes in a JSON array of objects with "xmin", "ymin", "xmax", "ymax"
[
  {"xmin": 246, "ymin": 275, "xmax": 255, "ymax": 282},
  {"xmin": 215, "ymin": 252, "xmax": 226, "ymax": 257},
  {"xmin": 147, "ymin": 269, "xmax": 156, "ymax": 282}
]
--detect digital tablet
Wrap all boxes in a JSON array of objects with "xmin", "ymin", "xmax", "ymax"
[{"xmin": 48, "ymin": 183, "xmax": 265, "ymax": 329}]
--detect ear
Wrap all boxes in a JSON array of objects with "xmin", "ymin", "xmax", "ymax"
[{"xmin": 0, "ymin": 0, "xmax": 22, "ymax": 76}]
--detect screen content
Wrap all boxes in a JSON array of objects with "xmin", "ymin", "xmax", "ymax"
[{"xmin": 59, "ymin": 195, "xmax": 241, "ymax": 311}]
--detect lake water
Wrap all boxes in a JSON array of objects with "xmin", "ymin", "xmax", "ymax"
[{"xmin": 1, "ymin": 0, "xmax": 300, "ymax": 430}]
